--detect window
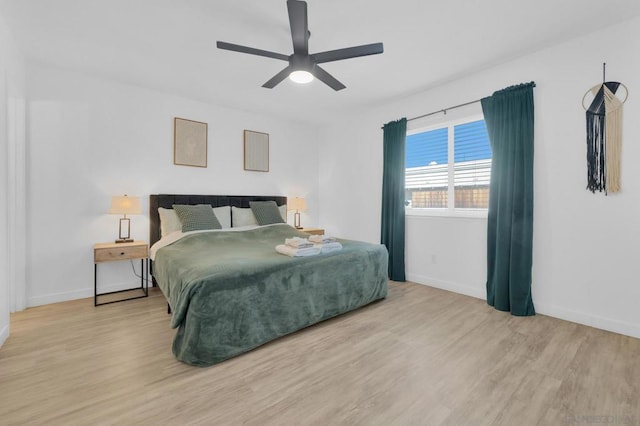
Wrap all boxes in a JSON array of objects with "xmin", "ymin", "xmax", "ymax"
[{"xmin": 405, "ymin": 118, "xmax": 491, "ymax": 212}]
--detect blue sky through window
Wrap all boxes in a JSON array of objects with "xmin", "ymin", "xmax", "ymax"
[
  {"xmin": 454, "ymin": 120, "xmax": 491, "ymax": 162},
  {"xmin": 406, "ymin": 120, "xmax": 490, "ymax": 167},
  {"xmin": 406, "ymin": 128, "xmax": 447, "ymax": 167}
]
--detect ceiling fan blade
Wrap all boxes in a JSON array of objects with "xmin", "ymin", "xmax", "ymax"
[
  {"xmin": 312, "ymin": 65, "xmax": 346, "ymax": 91},
  {"xmin": 262, "ymin": 66, "xmax": 294, "ymax": 89},
  {"xmin": 217, "ymin": 41, "xmax": 289, "ymax": 61},
  {"xmin": 313, "ymin": 43, "xmax": 384, "ymax": 64},
  {"xmin": 287, "ymin": 0, "xmax": 309, "ymax": 55}
]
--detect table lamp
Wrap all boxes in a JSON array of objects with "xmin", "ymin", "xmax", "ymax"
[
  {"xmin": 109, "ymin": 195, "xmax": 142, "ymax": 243},
  {"xmin": 288, "ymin": 197, "xmax": 307, "ymax": 229}
]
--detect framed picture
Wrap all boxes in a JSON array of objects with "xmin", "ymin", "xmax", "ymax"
[
  {"xmin": 174, "ymin": 117, "xmax": 208, "ymax": 167},
  {"xmin": 243, "ymin": 130, "xmax": 269, "ymax": 172}
]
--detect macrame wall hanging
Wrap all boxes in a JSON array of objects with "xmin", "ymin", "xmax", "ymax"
[{"xmin": 582, "ymin": 63, "xmax": 628, "ymax": 194}]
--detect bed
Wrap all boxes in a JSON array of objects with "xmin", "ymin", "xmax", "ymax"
[{"xmin": 149, "ymin": 194, "xmax": 388, "ymax": 366}]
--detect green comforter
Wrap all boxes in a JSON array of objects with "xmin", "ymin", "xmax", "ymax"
[{"xmin": 153, "ymin": 224, "xmax": 388, "ymax": 366}]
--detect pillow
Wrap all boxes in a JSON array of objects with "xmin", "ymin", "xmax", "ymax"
[
  {"xmin": 212, "ymin": 206, "xmax": 231, "ymax": 229},
  {"xmin": 158, "ymin": 207, "xmax": 182, "ymax": 237},
  {"xmin": 231, "ymin": 206, "xmax": 258, "ymax": 227},
  {"xmin": 250, "ymin": 201, "xmax": 286, "ymax": 226},
  {"xmin": 279, "ymin": 205, "xmax": 287, "ymax": 221},
  {"xmin": 159, "ymin": 206, "xmax": 230, "ymax": 236},
  {"xmin": 172, "ymin": 204, "xmax": 222, "ymax": 232}
]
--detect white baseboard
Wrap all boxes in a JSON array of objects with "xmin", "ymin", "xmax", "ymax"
[
  {"xmin": 406, "ymin": 273, "xmax": 485, "ymax": 300},
  {"xmin": 27, "ymin": 282, "xmax": 143, "ymax": 307},
  {"xmin": 406, "ymin": 273, "xmax": 640, "ymax": 340},
  {"xmin": 28, "ymin": 288, "xmax": 93, "ymax": 307},
  {"xmin": 534, "ymin": 302, "xmax": 640, "ymax": 340},
  {"xmin": 0, "ymin": 324, "xmax": 9, "ymax": 348}
]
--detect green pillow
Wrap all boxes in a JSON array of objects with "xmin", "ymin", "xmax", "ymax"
[
  {"xmin": 172, "ymin": 204, "xmax": 222, "ymax": 232},
  {"xmin": 250, "ymin": 201, "xmax": 285, "ymax": 226}
]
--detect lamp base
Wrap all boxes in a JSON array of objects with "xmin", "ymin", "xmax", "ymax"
[{"xmin": 116, "ymin": 217, "xmax": 133, "ymax": 244}]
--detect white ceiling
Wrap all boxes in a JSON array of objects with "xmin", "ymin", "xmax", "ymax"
[{"xmin": 2, "ymin": 0, "xmax": 640, "ymax": 125}]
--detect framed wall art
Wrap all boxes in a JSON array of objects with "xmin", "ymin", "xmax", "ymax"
[
  {"xmin": 243, "ymin": 130, "xmax": 269, "ymax": 172},
  {"xmin": 174, "ymin": 117, "xmax": 208, "ymax": 167}
]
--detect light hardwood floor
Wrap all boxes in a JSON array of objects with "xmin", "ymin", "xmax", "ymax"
[{"xmin": 1, "ymin": 282, "xmax": 639, "ymax": 425}]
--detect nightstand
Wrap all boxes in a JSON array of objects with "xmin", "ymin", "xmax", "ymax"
[
  {"xmin": 94, "ymin": 241, "xmax": 148, "ymax": 306},
  {"xmin": 301, "ymin": 228, "xmax": 325, "ymax": 236}
]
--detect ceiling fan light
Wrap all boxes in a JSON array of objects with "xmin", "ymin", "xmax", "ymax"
[{"xmin": 289, "ymin": 70, "xmax": 314, "ymax": 84}]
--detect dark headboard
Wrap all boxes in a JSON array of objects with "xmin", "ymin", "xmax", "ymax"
[{"xmin": 149, "ymin": 194, "xmax": 287, "ymax": 247}]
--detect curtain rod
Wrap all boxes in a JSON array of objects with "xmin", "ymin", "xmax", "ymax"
[
  {"xmin": 408, "ymin": 98, "xmax": 481, "ymax": 122},
  {"xmin": 380, "ymin": 98, "xmax": 482, "ymax": 129},
  {"xmin": 382, "ymin": 82, "xmax": 535, "ymax": 129}
]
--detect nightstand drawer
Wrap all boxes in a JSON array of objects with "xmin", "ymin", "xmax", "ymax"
[{"xmin": 94, "ymin": 244, "xmax": 148, "ymax": 263}]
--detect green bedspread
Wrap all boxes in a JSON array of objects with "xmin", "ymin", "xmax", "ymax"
[{"xmin": 152, "ymin": 224, "xmax": 388, "ymax": 366}]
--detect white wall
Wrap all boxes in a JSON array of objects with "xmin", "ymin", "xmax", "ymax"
[
  {"xmin": 0, "ymin": 12, "xmax": 25, "ymax": 347},
  {"xmin": 25, "ymin": 63, "xmax": 320, "ymax": 306},
  {"xmin": 319, "ymin": 17, "xmax": 640, "ymax": 338}
]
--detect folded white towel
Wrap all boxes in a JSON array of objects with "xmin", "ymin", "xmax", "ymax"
[
  {"xmin": 308, "ymin": 235, "xmax": 337, "ymax": 244},
  {"xmin": 276, "ymin": 244, "xmax": 320, "ymax": 257},
  {"xmin": 285, "ymin": 237, "xmax": 313, "ymax": 248},
  {"xmin": 315, "ymin": 242, "xmax": 343, "ymax": 254}
]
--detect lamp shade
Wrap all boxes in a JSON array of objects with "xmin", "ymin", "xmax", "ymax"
[
  {"xmin": 108, "ymin": 195, "xmax": 142, "ymax": 215},
  {"xmin": 288, "ymin": 197, "xmax": 307, "ymax": 212}
]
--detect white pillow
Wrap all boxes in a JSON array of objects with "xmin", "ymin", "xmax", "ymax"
[
  {"xmin": 279, "ymin": 205, "xmax": 287, "ymax": 221},
  {"xmin": 231, "ymin": 206, "xmax": 258, "ymax": 227},
  {"xmin": 212, "ymin": 206, "xmax": 231, "ymax": 229},
  {"xmin": 158, "ymin": 207, "xmax": 181, "ymax": 237}
]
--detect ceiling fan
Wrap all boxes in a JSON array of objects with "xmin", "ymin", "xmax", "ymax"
[{"xmin": 216, "ymin": 0, "xmax": 383, "ymax": 91}]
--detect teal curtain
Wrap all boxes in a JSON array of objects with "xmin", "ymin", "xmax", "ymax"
[
  {"xmin": 481, "ymin": 82, "xmax": 535, "ymax": 316},
  {"xmin": 381, "ymin": 118, "xmax": 407, "ymax": 281}
]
